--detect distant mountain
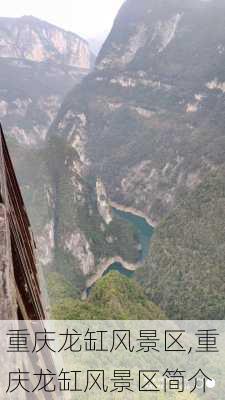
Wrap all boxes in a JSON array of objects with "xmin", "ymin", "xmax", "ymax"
[
  {"xmin": 0, "ymin": 16, "xmax": 95, "ymax": 294},
  {"xmin": 0, "ymin": 15, "xmax": 93, "ymax": 145},
  {"xmin": 0, "ymin": 15, "xmax": 91, "ymax": 68},
  {"xmin": 46, "ymin": 0, "xmax": 225, "ymax": 317}
]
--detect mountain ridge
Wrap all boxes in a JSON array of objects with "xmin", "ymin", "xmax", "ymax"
[
  {"xmin": 0, "ymin": 15, "xmax": 92, "ymax": 69},
  {"xmin": 0, "ymin": 14, "xmax": 93, "ymax": 146},
  {"xmin": 0, "ymin": 15, "xmax": 88, "ymax": 42},
  {"xmin": 0, "ymin": 14, "xmax": 94, "ymax": 288},
  {"xmin": 44, "ymin": 0, "xmax": 225, "ymax": 316}
]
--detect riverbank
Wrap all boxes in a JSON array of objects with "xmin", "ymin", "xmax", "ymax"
[
  {"xmin": 82, "ymin": 201, "xmax": 155, "ymax": 298},
  {"xmin": 109, "ymin": 201, "xmax": 157, "ymax": 228},
  {"xmin": 82, "ymin": 256, "xmax": 140, "ymax": 299}
]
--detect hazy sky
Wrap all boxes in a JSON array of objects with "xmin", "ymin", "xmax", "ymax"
[{"xmin": 1, "ymin": 0, "xmax": 125, "ymax": 39}]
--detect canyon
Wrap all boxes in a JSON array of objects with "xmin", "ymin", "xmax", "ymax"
[{"xmin": 1, "ymin": 0, "xmax": 225, "ymax": 320}]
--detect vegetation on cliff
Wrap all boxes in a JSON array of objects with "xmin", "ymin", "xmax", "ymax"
[
  {"xmin": 136, "ymin": 170, "xmax": 225, "ymax": 319},
  {"xmin": 44, "ymin": 135, "xmax": 140, "ymax": 295},
  {"xmin": 49, "ymin": 0, "xmax": 225, "ymax": 226},
  {"xmin": 5, "ymin": 0, "xmax": 225, "ymax": 324},
  {"xmin": 50, "ymin": 271, "xmax": 166, "ymax": 320}
]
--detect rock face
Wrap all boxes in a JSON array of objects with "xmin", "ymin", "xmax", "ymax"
[
  {"xmin": 96, "ymin": 177, "xmax": 112, "ymax": 224},
  {"xmin": 0, "ymin": 16, "xmax": 91, "ymax": 68},
  {"xmin": 0, "ymin": 59, "xmax": 87, "ymax": 145},
  {"xmin": 50, "ymin": 0, "xmax": 225, "ymax": 224},
  {"xmin": 0, "ymin": 16, "xmax": 93, "ymax": 145},
  {"xmin": 0, "ymin": 16, "xmax": 94, "ymax": 298},
  {"xmin": 40, "ymin": 134, "xmax": 140, "ymax": 294},
  {"xmin": 45, "ymin": 0, "xmax": 225, "ymax": 314}
]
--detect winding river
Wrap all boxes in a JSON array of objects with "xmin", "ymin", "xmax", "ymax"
[{"xmin": 84, "ymin": 206, "xmax": 154, "ymax": 297}]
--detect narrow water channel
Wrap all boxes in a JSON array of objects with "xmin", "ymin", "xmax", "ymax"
[{"xmin": 85, "ymin": 206, "xmax": 154, "ymax": 296}]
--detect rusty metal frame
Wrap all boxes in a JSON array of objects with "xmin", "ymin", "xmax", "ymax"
[{"xmin": 0, "ymin": 124, "xmax": 45, "ymax": 320}]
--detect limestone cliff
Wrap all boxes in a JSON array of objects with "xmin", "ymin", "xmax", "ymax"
[
  {"xmin": 0, "ymin": 16, "xmax": 91, "ymax": 69},
  {"xmin": 44, "ymin": 0, "xmax": 225, "ymax": 305},
  {"xmin": 50, "ymin": 0, "xmax": 225, "ymax": 225},
  {"xmin": 0, "ymin": 16, "xmax": 93, "ymax": 145},
  {"xmin": 96, "ymin": 177, "xmax": 112, "ymax": 224},
  {"xmin": 0, "ymin": 16, "xmax": 94, "ymax": 296}
]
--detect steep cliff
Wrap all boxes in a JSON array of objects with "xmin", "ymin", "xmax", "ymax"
[
  {"xmin": 0, "ymin": 16, "xmax": 93, "ymax": 145},
  {"xmin": 0, "ymin": 16, "xmax": 91, "ymax": 68},
  {"xmin": 0, "ymin": 16, "xmax": 94, "ymax": 293},
  {"xmin": 50, "ymin": 0, "xmax": 225, "ymax": 224},
  {"xmin": 46, "ymin": 0, "xmax": 225, "ymax": 315},
  {"xmin": 44, "ymin": 134, "xmax": 140, "ymax": 294}
]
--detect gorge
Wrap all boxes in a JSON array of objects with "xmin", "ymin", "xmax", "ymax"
[
  {"xmin": 45, "ymin": 0, "xmax": 225, "ymax": 319},
  {"xmin": 2, "ymin": 0, "xmax": 225, "ymax": 320}
]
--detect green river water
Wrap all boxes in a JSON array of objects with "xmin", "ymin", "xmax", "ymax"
[
  {"xmin": 86, "ymin": 208, "xmax": 154, "ymax": 295},
  {"xmin": 106, "ymin": 208, "xmax": 154, "ymax": 277}
]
